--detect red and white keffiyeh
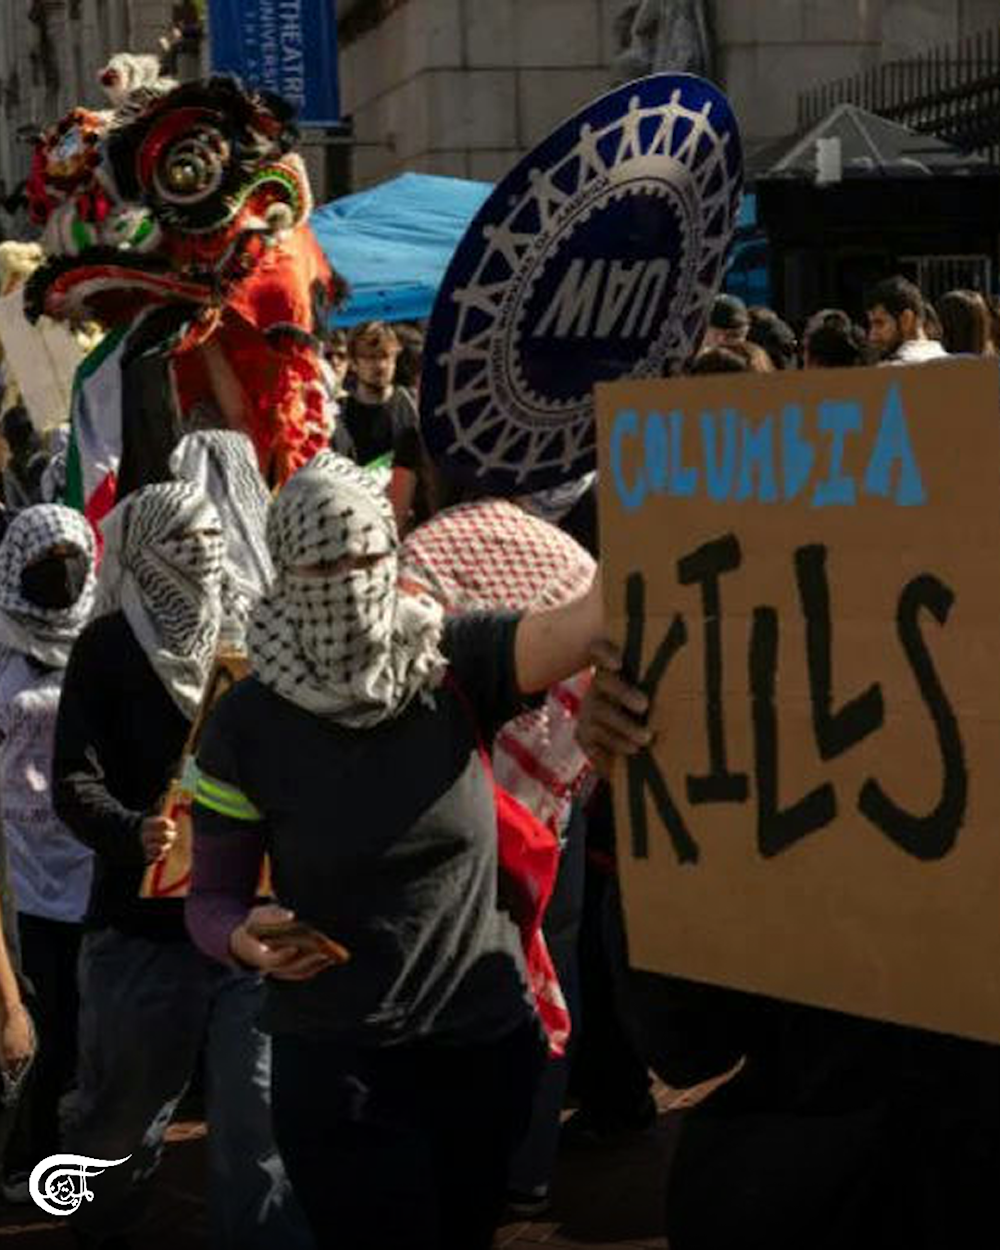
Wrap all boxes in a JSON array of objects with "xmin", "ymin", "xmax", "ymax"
[
  {"xmin": 400, "ymin": 498, "xmax": 595, "ymax": 827},
  {"xmin": 403, "ymin": 499, "xmax": 595, "ymax": 1057}
]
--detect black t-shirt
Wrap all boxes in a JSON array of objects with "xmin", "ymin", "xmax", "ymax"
[
  {"xmin": 338, "ymin": 387, "xmax": 421, "ymax": 470},
  {"xmin": 194, "ymin": 612, "xmax": 534, "ymax": 1045}
]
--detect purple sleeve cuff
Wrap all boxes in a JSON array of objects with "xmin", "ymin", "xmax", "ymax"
[{"xmin": 185, "ymin": 825, "xmax": 266, "ymax": 967}]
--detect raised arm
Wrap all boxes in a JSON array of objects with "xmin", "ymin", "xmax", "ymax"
[{"xmin": 513, "ymin": 568, "xmax": 604, "ymax": 694}]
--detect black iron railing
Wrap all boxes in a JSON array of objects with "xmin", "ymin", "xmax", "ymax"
[{"xmin": 799, "ymin": 25, "xmax": 1000, "ymax": 165}]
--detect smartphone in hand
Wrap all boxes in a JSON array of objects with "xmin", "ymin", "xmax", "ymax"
[{"xmin": 246, "ymin": 918, "xmax": 351, "ymax": 965}]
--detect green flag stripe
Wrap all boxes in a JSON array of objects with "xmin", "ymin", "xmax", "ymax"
[
  {"xmin": 63, "ymin": 428, "xmax": 84, "ymax": 510},
  {"xmin": 73, "ymin": 324, "xmax": 128, "ymax": 389}
]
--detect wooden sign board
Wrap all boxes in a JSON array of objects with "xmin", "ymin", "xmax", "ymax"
[
  {"xmin": 596, "ymin": 359, "xmax": 1000, "ymax": 1043},
  {"xmin": 140, "ymin": 651, "xmax": 271, "ymax": 899}
]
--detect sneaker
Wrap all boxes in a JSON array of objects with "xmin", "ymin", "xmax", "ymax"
[
  {"xmin": 506, "ymin": 1186, "xmax": 551, "ymax": 1218},
  {"xmin": 2, "ymin": 1172, "xmax": 30, "ymax": 1204}
]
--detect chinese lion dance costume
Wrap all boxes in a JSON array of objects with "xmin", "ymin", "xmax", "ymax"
[{"xmin": 23, "ymin": 54, "xmax": 342, "ymax": 531}]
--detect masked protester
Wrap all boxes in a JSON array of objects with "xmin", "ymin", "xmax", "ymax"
[
  {"xmin": 169, "ymin": 429, "xmax": 274, "ymax": 648},
  {"xmin": 52, "ymin": 482, "xmax": 311, "ymax": 1250},
  {"xmin": 185, "ymin": 451, "xmax": 605, "ymax": 1250},
  {"xmin": 0, "ymin": 505, "xmax": 93, "ymax": 1197}
]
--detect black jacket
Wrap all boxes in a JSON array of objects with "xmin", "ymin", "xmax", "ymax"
[{"xmin": 53, "ymin": 611, "xmax": 189, "ymax": 940}]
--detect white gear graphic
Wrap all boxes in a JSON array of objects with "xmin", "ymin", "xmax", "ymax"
[{"xmin": 426, "ymin": 83, "xmax": 742, "ymax": 488}]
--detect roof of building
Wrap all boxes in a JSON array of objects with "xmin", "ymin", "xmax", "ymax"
[{"xmin": 750, "ymin": 103, "xmax": 991, "ymax": 180}]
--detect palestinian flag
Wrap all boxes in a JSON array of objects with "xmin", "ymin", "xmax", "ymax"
[{"xmin": 64, "ymin": 324, "xmax": 129, "ymax": 540}]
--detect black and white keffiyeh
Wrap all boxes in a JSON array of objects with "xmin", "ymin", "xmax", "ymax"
[
  {"xmin": 169, "ymin": 430, "xmax": 273, "ymax": 644},
  {"xmin": 0, "ymin": 504, "xmax": 95, "ymax": 668},
  {"xmin": 249, "ymin": 451, "xmax": 446, "ymax": 725},
  {"xmin": 95, "ymin": 482, "xmax": 224, "ymax": 719}
]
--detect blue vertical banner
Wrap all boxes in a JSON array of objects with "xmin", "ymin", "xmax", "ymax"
[{"xmin": 208, "ymin": 0, "xmax": 340, "ymax": 125}]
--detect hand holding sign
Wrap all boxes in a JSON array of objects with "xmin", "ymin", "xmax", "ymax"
[{"xmin": 576, "ymin": 640, "xmax": 653, "ymax": 778}]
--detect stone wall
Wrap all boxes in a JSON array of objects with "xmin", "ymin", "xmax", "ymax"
[
  {"xmin": 340, "ymin": 0, "xmax": 633, "ymax": 186},
  {"xmin": 340, "ymin": 0, "xmax": 1000, "ymax": 187},
  {"xmin": 716, "ymin": 0, "xmax": 1000, "ymax": 146},
  {"xmin": 3, "ymin": 2, "xmax": 996, "ymax": 207}
]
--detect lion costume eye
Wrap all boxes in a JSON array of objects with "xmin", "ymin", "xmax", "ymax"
[{"xmin": 153, "ymin": 124, "xmax": 229, "ymax": 207}]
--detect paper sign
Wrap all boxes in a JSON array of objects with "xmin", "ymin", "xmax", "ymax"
[
  {"xmin": 596, "ymin": 358, "xmax": 1000, "ymax": 1042},
  {"xmin": 0, "ymin": 288, "xmax": 83, "ymax": 431},
  {"xmin": 141, "ymin": 652, "xmax": 270, "ymax": 899}
]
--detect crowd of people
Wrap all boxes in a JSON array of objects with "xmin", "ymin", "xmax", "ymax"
[
  {"xmin": 697, "ymin": 275, "xmax": 1000, "ymax": 374},
  {"xmin": 0, "ymin": 269, "xmax": 992, "ymax": 1250}
]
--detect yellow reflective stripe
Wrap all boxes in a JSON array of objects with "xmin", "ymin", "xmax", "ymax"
[
  {"xmin": 192, "ymin": 769, "xmax": 263, "ymax": 822},
  {"xmin": 194, "ymin": 786, "xmax": 261, "ymax": 822},
  {"xmin": 195, "ymin": 777, "xmax": 261, "ymax": 821},
  {"xmin": 194, "ymin": 789, "xmax": 257, "ymax": 821}
]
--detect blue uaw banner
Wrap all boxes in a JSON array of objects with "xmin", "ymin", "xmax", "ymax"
[
  {"xmin": 420, "ymin": 74, "xmax": 743, "ymax": 496},
  {"xmin": 208, "ymin": 0, "xmax": 340, "ymax": 125}
]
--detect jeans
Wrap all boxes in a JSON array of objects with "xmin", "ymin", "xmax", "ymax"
[
  {"xmin": 66, "ymin": 928, "xmax": 312, "ymax": 1249},
  {"xmin": 5, "ymin": 914, "xmax": 82, "ymax": 1172},
  {"xmin": 272, "ymin": 1018, "xmax": 545, "ymax": 1250}
]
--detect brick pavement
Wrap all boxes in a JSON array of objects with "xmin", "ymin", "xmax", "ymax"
[{"xmin": 0, "ymin": 1097, "xmax": 678, "ymax": 1249}]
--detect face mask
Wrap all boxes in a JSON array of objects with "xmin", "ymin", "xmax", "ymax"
[{"xmin": 20, "ymin": 551, "xmax": 89, "ymax": 611}]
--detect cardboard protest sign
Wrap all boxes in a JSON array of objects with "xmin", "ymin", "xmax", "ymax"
[
  {"xmin": 421, "ymin": 73, "xmax": 742, "ymax": 495},
  {"xmin": 0, "ymin": 287, "xmax": 84, "ymax": 431},
  {"xmin": 141, "ymin": 651, "xmax": 270, "ymax": 899},
  {"xmin": 596, "ymin": 358, "xmax": 1000, "ymax": 1042}
]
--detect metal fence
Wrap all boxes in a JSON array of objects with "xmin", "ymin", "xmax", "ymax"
[
  {"xmin": 798, "ymin": 25, "xmax": 1000, "ymax": 165},
  {"xmin": 898, "ymin": 254, "xmax": 994, "ymax": 303}
]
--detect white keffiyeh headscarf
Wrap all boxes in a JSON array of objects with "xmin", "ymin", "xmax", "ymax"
[
  {"xmin": 169, "ymin": 430, "xmax": 273, "ymax": 644},
  {"xmin": 249, "ymin": 451, "xmax": 446, "ymax": 725},
  {"xmin": 95, "ymin": 482, "xmax": 224, "ymax": 719},
  {"xmin": 0, "ymin": 504, "xmax": 96, "ymax": 668}
]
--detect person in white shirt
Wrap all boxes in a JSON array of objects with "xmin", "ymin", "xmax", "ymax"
[
  {"xmin": 0, "ymin": 505, "xmax": 95, "ymax": 1194},
  {"xmin": 864, "ymin": 275, "xmax": 948, "ymax": 365}
]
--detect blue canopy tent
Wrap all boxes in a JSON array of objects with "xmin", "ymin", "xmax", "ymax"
[{"xmin": 310, "ymin": 172, "xmax": 493, "ymax": 326}]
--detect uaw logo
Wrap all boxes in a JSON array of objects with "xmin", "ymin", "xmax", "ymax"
[
  {"xmin": 29, "ymin": 1153, "xmax": 132, "ymax": 1217},
  {"xmin": 421, "ymin": 73, "xmax": 743, "ymax": 496}
]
